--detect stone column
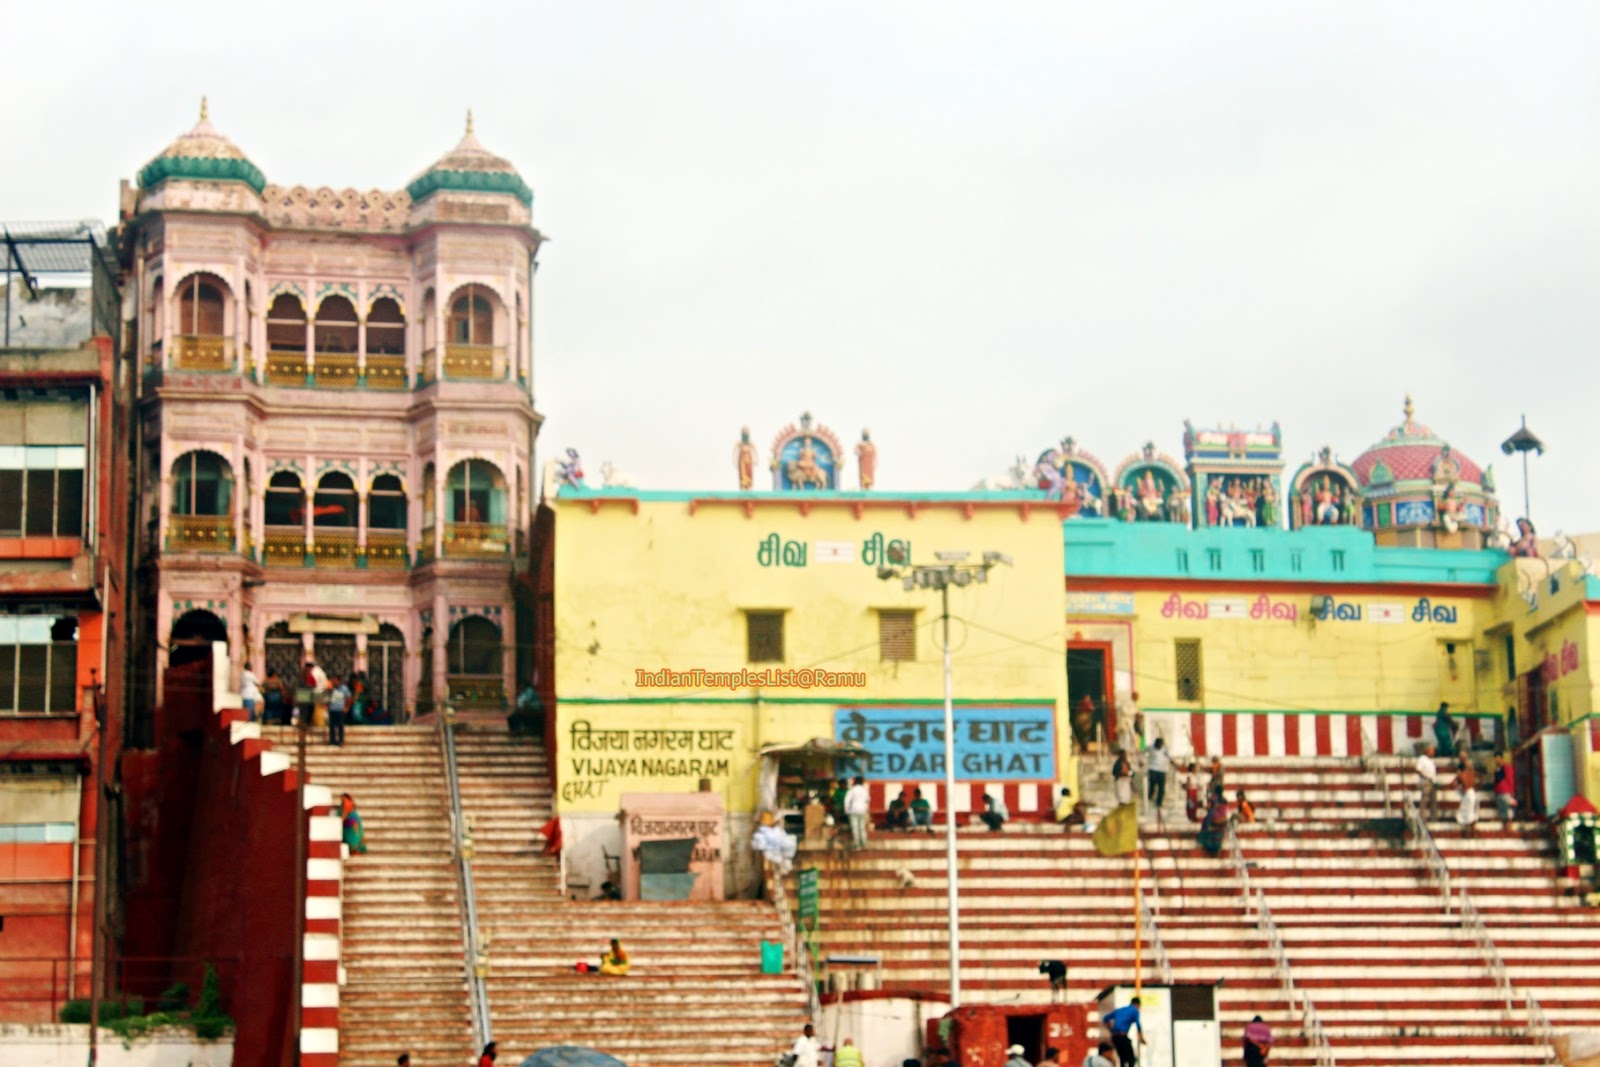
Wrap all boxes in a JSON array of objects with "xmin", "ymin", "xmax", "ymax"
[{"xmin": 433, "ymin": 593, "xmax": 449, "ymax": 708}]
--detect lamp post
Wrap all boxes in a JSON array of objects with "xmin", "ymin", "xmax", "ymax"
[
  {"xmin": 876, "ymin": 549, "xmax": 1011, "ymax": 1008},
  {"xmin": 1500, "ymin": 415, "xmax": 1545, "ymax": 522}
]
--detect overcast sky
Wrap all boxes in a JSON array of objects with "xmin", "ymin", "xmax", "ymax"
[{"xmin": 5, "ymin": 3, "xmax": 1598, "ymax": 533}]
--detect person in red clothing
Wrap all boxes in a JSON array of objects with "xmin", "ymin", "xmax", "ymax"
[
  {"xmin": 478, "ymin": 1041, "xmax": 498, "ymax": 1066},
  {"xmin": 1493, "ymin": 754, "xmax": 1516, "ymax": 822}
]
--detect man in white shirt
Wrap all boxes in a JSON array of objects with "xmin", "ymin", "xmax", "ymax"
[
  {"xmin": 1416, "ymin": 743, "xmax": 1439, "ymax": 821},
  {"xmin": 240, "ymin": 663, "xmax": 261, "ymax": 722},
  {"xmin": 843, "ymin": 776, "xmax": 870, "ymax": 850},
  {"xmin": 790, "ymin": 1024, "xmax": 822, "ymax": 1067}
]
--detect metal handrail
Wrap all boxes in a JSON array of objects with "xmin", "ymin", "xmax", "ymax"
[
  {"xmin": 1136, "ymin": 861, "xmax": 1173, "ymax": 985},
  {"xmin": 440, "ymin": 712, "xmax": 493, "ymax": 1050},
  {"xmin": 769, "ymin": 863, "xmax": 820, "ymax": 1021},
  {"xmin": 1359, "ymin": 724, "xmax": 1393, "ymax": 816},
  {"xmin": 1405, "ymin": 798, "xmax": 1556, "ymax": 1060},
  {"xmin": 1225, "ymin": 824, "xmax": 1337, "ymax": 1066}
]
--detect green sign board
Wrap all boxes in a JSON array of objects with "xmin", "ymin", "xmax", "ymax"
[{"xmin": 798, "ymin": 867, "xmax": 820, "ymax": 926}]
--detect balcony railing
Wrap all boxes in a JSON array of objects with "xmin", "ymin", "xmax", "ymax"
[
  {"xmin": 314, "ymin": 352, "xmax": 359, "ymax": 388},
  {"xmin": 312, "ymin": 529, "xmax": 358, "ymax": 567},
  {"xmin": 173, "ymin": 335, "xmax": 233, "ymax": 372},
  {"xmin": 364, "ymin": 530, "xmax": 409, "ymax": 569},
  {"xmin": 365, "ymin": 353, "xmax": 407, "ymax": 390},
  {"xmin": 266, "ymin": 350, "xmax": 309, "ymax": 386},
  {"xmin": 444, "ymin": 522, "xmax": 510, "ymax": 559},
  {"xmin": 447, "ymin": 675, "xmax": 505, "ymax": 708},
  {"xmin": 263, "ymin": 528, "xmax": 307, "ymax": 566},
  {"xmin": 167, "ymin": 514, "xmax": 234, "ymax": 552},
  {"xmin": 444, "ymin": 344, "xmax": 506, "ymax": 380}
]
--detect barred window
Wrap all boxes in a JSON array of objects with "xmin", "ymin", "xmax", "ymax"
[
  {"xmin": 878, "ymin": 610, "xmax": 916, "ymax": 662},
  {"xmin": 0, "ymin": 615, "xmax": 79, "ymax": 716},
  {"xmin": 0, "ymin": 446, "xmax": 85, "ymax": 538},
  {"xmin": 746, "ymin": 611, "xmax": 785, "ymax": 664},
  {"xmin": 1175, "ymin": 639, "xmax": 1203, "ymax": 703}
]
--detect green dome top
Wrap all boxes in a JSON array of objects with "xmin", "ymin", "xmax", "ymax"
[
  {"xmin": 138, "ymin": 99, "xmax": 266, "ymax": 195},
  {"xmin": 406, "ymin": 112, "xmax": 533, "ymax": 207}
]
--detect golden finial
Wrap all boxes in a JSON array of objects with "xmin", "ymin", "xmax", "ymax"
[
  {"xmin": 465, "ymin": 109, "xmax": 475, "ymax": 136},
  {"xmin": 200, "ymin": 96, "xmax": 209, "ymax": 122}
]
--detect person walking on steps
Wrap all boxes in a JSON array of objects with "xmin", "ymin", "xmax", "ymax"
[
  {"xmin": 477, "ymin": 1042, "xmax": 497, "ymax": 1067},
  {"xmin": 1493, "ymin": 754, "xmax": 1517, "ymax": 822},
  {"xmin": 788, "ymin": 1024, "xmax": 822, "ymax": 1067},
  {"xmin": 1416, "ymin": 743, "xmax": 1440, "ymax": 821},
  {"xmin": 1112, "ymin": 749, "xmax": 1134, "ymax": 807},
  {"xmin": 1103, "ymin": 997, "xmax": 1145, "ymax": 1067},
  {"xmin": 1243, "ymin": 1015, "xmax": 1273, "ymax": 1067},
  {"xmin": 327, "ymin": 675, "xmax": 351, "ymax": 747},
  {"xmin": 844, "ymin": 776, "xmax": 870, "ymax": 850},
  {"xmin": 1146, "ymin": 738, "xmax": 1171, "ymax": 810}
]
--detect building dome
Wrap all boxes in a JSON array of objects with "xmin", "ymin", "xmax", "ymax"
[
  {"xmin": 1351, "ymin": 395, "xmax": 1487, "ymax": 490},
  {"xmin": 137, "ymin": 99, "xmax": 266, "ymax": 194},
  {"xmin": 406, "ymin": 112, "xmax": 533, "ymax": 207}
]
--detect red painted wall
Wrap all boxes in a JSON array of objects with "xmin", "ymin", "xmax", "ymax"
[{"xmin": 121, "ymin": 658, "xmax": 302, "ymax": 1067}]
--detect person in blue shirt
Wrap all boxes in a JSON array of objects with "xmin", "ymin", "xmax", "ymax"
[{"xmin": 1102, "ymin": 998, "xmax": 1145, "ymax": 1067}]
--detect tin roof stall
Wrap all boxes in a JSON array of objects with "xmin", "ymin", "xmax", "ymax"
[
  {"xmin": 926, "ymin": 1004, "xmax": 1091, "ymax": 1067},
  {"xmin": 758, "ymin": 738, "xmax": 867, "ymax": 848},
  {"xmin": 618, "ymin": 792, "xmax": 724, "ymax": 901},
  {"xmin": 1096, "ymin": 983, "xmax": 1222, "ymax": 1067}
]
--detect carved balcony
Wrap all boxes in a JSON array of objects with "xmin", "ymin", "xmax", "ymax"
[
  {"xmin": 364, "ymin": 353, "xmax": 407, "ymax": 390},
  {"xmin": 312, "ymin": 529, "xmax": 358, "ymax": 567},
  {"xmin": 363, "ymin": 531, "xmax": 409, "ymax": 569},
  {"xmin": 167, "ymin": 514, "xmax": 234, "ymax": 552},
  {"xmin": 314, "ymin": 352, "xmax": 359, "ymax": 388},
  {"xmin": 263, "ymin": 529, "xmax": 308, "ymax": 567},
  {"xmin": 266, "ymin": 350, "xmax": 309, "ymax": 387},
  {"xmin": 443, "ymin": 344, "xmax": 506, "ymax": 381},
  {"xmin": 173, "ymin": 335, "xmax": 233, "ymax": 372},
  {"xmin": 444, "ymin": 522, "xmax": 510, "ymax": 559}
]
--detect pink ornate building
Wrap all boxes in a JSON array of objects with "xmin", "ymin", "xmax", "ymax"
[{"xmin": 120, "ymin": 103, "xmax": 542, "ymax": 724}]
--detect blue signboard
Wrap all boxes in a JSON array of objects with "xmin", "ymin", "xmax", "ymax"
[{"xmin": 834, "ymin": 705, "xmax": 1056, "ymax": 780}]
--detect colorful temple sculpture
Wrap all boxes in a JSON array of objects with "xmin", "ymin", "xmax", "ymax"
[
  {"xmin": 1035, "ymin": 437, "xmax": 1110, "ymax": 518},
  {"xmin": 1350, "ymin": 394, "xmax": 1499, "ymax": 549},
  {"xmin": 1289, "ymin": 446, "xmax": 1362, "ymax": 530},
  {"xmin": 122, "ymin": 104, "xmax": 542, "ymax": 720},
  {"xmin": 767, "ymin": 413, "xmax": 844, "ymax": 491},
  {"xmin": 1185, "ymin": 420, "xmax": 1286, "ymax": 529},
  {"xmin": 1113, "ymin": 442, "xmax": 1189, "ymax": 524}
]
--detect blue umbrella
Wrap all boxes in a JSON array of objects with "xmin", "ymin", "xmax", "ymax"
[{"xmin": 518, "ymin": 1048, "xmax": 629, "ymax": 1067}]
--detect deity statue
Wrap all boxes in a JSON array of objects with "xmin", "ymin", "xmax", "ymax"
[
  {"xmin": 1137, "ymin": 470, "xmax": 1164, "ymax": 521},
  {"xmin": 855, "ymin": 429, "xmax": 877, "ymax": 491},
  {"xmin": 1297, "ymin": 488, "xmax": 1312, "ymax": 528},
  {"xmin": 1035, "ymin": 458, "xmax": 1066, "ymax": 498},
  {"xmin": 786, "ymin": 436, "xmax": 829, "ymax": 489},
  {"xmin": 557, "ymin": 448, "xmax": 584, "ymax": 488},
  {"xmin": 735, "ymin": 427, "xmax": 756, "ymax": 490},
  {"xmin": 1220, "ymin": 479, "xmax": 1256, "ymax": 527},
  {"xmin": 1258, "ymin": 481, "xmax": 1279, "ymax": 527},
  {"xmin": 1314, "ymin": 478, "xmax": 1339, "ymax": 525},
  {"xmin": 1167, "ymin": 488, "xmax": 1191, "ymax": 525},
  {"xmin": 1342, "ymin": 485, "xmax": 1361, "ymax": 526},
  {"xmin": 1437, "ymin": 483, "xmax": 1463, "ymax": 534},
  {"xmin": 1205, "ymin": 482, "xmax": 1222, "ymax": 527},
  {"xmin": 1433, "ymin": 443, "xmax": 1460, "ymax": 485},
  {"xmin": 1060, "ymin": 464, "xmax": 1083, "ymax": 506},
  {"xmin": 1509, "ymin": 517, "xmax": 1539, "ymax": 558}
]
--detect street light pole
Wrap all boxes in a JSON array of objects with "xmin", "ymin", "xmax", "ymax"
[
  {"xmin": 1500, "ymin": 415, "xmax": 1545, "ymax": 523},
  {"xmin": 878, "ymin": 550, "xmax": 1011, "ymax": 1011},
  {"xmin": 937, "ymin": 578, "xmax": 960, "ymax": 1008}
]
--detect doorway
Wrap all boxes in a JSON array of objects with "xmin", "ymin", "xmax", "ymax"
[
  {"xmin": 1516, "ymin": 670, "xmax": 1545, "ymax": 816},
  {"xmin": 1067, "ymin": 642, "xmax": 1113, "ymax": 751},
  {"xmin": 1005, "ymin": 1014, "xmax": 1045, "ymax": 1064}
]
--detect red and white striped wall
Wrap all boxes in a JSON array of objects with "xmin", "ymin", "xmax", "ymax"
[
  {"xmin": 301, "ymin": 790, "xmax": 342, "ymax": 1067},
  {"xmin": 1146, "ymin": 711, "xmax": 1497, "ymax": 760},
  {"xmin": 866, "ymin": 781, "xmax": 1059, "ymax": 816}
]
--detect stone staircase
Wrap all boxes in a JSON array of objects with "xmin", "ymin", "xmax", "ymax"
[
  {"xmin": 264, "ymin": 724, "xmax": 474, "ymax": 1067},
  {"xmin": 455, "ymin": 724, "xmax": 810, "ymax": 1066}
]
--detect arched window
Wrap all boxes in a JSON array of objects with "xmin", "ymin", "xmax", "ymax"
[
  {"xmin": 369, "ymin": 623, "xmax": 405, "ymax": 718},
  {"xmin": 177, "ymin": 276, "xmax": 226, "ymax": 336},
  {"xmin": 266, "ymin": 294, "xmax": 307, "ymax": 351},
  {"xmin": 447, "ymin": 460, "xmax": 506, "ymax": 525},
  {"xmin": 367, "ymin": 297, "xmax": 406, "ymax": 355},
  {"xmin": 264, "ymin": 620, "xmax": 302, "ymax": 683},
  {"xmin": 313, "ymin": 471, "xmax": 356, "ymax": 528},
  {"xmin": 314, "ymin": 295, "xmax": 358, "ymax": 354},
  {"xmin": 171, "ymin": 452, "xmax": 233, "ymax": 517},
  {"xmin": 170, "ymin": 609, "xmax": 227, "ymax": 669},
  {"xmin": 449, "ymin": 285, "xmax": 495, "ymax": 345},
  {"xmin": 368, "ymin": 474, "xmax": 407, "ymax": 530},
  {"xmin": 265, "ymin": 470, "xmax": 304, "ymax": 526},
  {"xmin": 447, "ymin": 616, "xmax": 501, "ymax": 675}
]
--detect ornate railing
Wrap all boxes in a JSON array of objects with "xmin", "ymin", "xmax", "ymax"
[
  {"xmin": 444, "ymin": 343, "xmax": 506, "ymax": 380},
  {"xmin": 265, "ymin": 349, "xmax": 308, "ymax": 386},
  {"xmin": 446, "ymin": 676, "xmax": 505, "ymax": 708},
  {"xmin": 770, "ymin": 864, "xmax": 819, "ymax": 1022},
  {"xmin": 313, "ymin": 352, "xmax": 359, "ymax": 387},
  {"xmin": 364, "ymin": 530, "xmax": 409, "ymax": 569},
  {"xmin": 444, "ymin": 522, "xmax": 510, "ymax": 559},
  {"xmin": 173, "ymin": 335, "xmax": 233, "ymax": 371},
  {"xmin": 311, "ymin": 529, "xmax": 358, "ymax": 567},
  {"xmin": 1227, "ymin": 823, "xmax": 1337, "ymax": 1066},
  {"xmin": 364, "ymin": 353, "xmax": 407, "ymax": 390},
  {"xmin": 167, "ymin": 514, "xmax": 234, "ymax": 552},
  {"xmin": 263, "ymin": 529, "xmax": 307, "ymax": 566}
]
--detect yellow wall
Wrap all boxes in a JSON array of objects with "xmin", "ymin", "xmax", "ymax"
[
  {"xmin": 1114, "ymin": 587, "xmax": 1487, "ymax": 713},
  {"xmin": 552, "ymin": 498, "xmax": 1069, "ymax": 812}
]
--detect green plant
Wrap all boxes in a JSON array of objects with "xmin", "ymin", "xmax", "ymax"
[
  {"xmin": 59, "ymin": 996, "xmax": 143, "ymax": 1025},
  {"xmin": 55, "ymin": 964, "xmax": 233, "ymax": 1044},
  {"xmin": 156, "ymin": 981, "xmax": 190, "ymax": 1013}
]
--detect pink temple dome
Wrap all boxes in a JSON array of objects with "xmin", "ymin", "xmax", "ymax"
[{"xmin": 1350, "ymin": 394, "xmax": 1485, "ymax": 488}]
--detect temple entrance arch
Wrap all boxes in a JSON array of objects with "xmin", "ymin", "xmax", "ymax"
[{"xmin": 170, "ymin": 609, "xmax": 227, "ymax": 669}]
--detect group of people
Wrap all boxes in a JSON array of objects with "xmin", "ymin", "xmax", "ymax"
[
  {"xmin": 237, "ymin": 660, "xmax": 392, "ymax": 740},
  {"xmin": 786, "ymin": 1025, "xmax": 876, "ymax": 1067},
  {"xmin": 1416, "ymin": 742, "xmax": 1515, "ymax": 834},
  {"xmin": 990, "ymin": 998, "xmax": 1272, "ymax": 1067}
]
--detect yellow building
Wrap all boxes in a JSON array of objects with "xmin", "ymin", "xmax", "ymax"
[{"xmin": 539, "ymin": 486, "xmax": 1071, "ymax": 894}]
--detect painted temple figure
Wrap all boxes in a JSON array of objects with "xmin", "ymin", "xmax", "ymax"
[
  {"xmin": 558, "ymin": 448, "xmax": 584, "ymax": 489},
  {"xmin": 736, "ymin": 427, "xmax": 756, "ymax": 490},
  {"xmin": 1289, "ymin": 447, "xmax": 1362, "ymax": 530},
  {"xmin": 1032, "ymin": 437, "xmax": 1110, "ymax": 517},
  {"xmin": 1183, "ymin": 421, "xmax": 1285, "ymax": 529},
  {"xmin": 1349, "ymin": 396, "xmax": 1498, "ymax": 548},
  {"xmin": 770, "ymin": 413, "xmax": 843, "ymax": 491},
  {"xmin": 1113, "ymin": 442, "xmax": 1185, "ymax": 524},
  {"xmin": 855, "ymin": 429, "xmax": 877, "ymax": 491},
  {"xmin": 1509, "ymin": 518, "xmax": 1539, "ymax": 558}
]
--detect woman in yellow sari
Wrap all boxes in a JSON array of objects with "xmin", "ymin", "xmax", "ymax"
[{"xmin": 599, "ymin": 938, "xmax": 630, "ymax": 976}]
